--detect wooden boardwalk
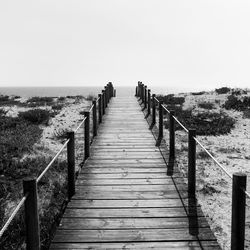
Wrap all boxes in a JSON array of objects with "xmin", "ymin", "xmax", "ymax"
[{"xmin": 50, "ymin": 93, "xmax": 221, "ymax": 249}]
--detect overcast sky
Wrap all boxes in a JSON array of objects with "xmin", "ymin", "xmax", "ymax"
[{"xmin": 0, "ymin": 0, "xmax": 250, "ymax": 90}]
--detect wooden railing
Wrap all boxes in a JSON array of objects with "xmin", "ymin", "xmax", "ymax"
[
  {"xmin": 136, "ymin": 81, "xmax": 248, "ymax": 250},
  {"xmin": 0, "ymin": 82, "xmax": 115, "ymax": 249}
]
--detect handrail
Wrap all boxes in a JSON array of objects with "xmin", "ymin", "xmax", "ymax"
[
  {"xmin": 244, "ymin": 190, "xmax": 250, "ymax": 199},
  {"xmin": 36, "ymin": 139, "xmax": 70, "ymax": 183},
  {"xmin": 74, "ymin": 117, "xmax": 87, "ymax": 133},
  {"xmin": 173, "ymin": 116, "xmax": 189, "ymax": 133},
  {"xmin": 89, "ymin": 104, "xmax": 94, "ymax": 112},
  {"xmin": 154, "ymin": 96, "xmax": 159, "ymax": 103},
  {"xmin": 194, "ymin": 137, "xmax": 233, "ymax": 180},
  {"xmin": 162, "ymin": 105, "xmax": 170, "ymax": 114},
  {"xmin": 0, "ymin": 193, "xmax": 28, "ymax": 238}
]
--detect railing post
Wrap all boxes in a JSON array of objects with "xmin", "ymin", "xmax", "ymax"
[
  {"xmin": 92, "ymin": 99, "xmax": 97, "ymax": 137},
  {"xmin": 105, "ymin": 86, "xmax": 108, "ymax": 106},
  {"xmin": 135, "ymin": 86, "xmax": 138, "ymax": 97},
  {"xmin": 67, "ymin": 131, "xmax": 75, "ymax": 199},
  {"xmin": 143, "ymin": 85, "xmax": 147, "ymax": 110},
  {"xmin": 138, "ymin": 82, "xmax": 141, "ymax": 100},
  {"xmin": 84, "ymin": 111, "xmax": 90, "ymax": 160},
  {"xmin": 102, "ymin": 90, "xmax": 105, "ymax": 115},
  {"xmin": 188, "ymin": 129, "xmax": 196, "ymax": 197},
  {"xmin": 141, "ymin": 84, "xmax": 144, "ymax": 104},
  {"xmin": 113, "ymin": 89, "xmax": 116, "ymax": 97},
  {"xmin": 109, "ymin": 82, "xmax": 113, "ymax": 98},
  {"xmin": 146, "ymin": 89, "xmax": 151, "ymax": 117},
  {"xmin": 23, "ymin": 179, "xmax": 40, "ymax": 250},
  {"xmin": 98, "ymin": 94, "xmax": 102, "ymax": 123},
  {"xmin": 231, "ymin": 173, "xmax": 247, "ymax": 250},
  {"xmin": 169, "ymin": 110, "xmax": 175, "ymax": 161},
  {"xmin": 156, "ymin": 100, "xmax": 163, "ymax": 146},
  {"xmin": 150, "ymin": 94, "xmax": 156, "ymax": 129}
]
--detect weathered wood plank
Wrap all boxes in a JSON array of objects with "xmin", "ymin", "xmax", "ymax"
[
  {"xmin": 52, "ymin": 228, "xmax": 217, "ymax": 242},
  {"xmin": 50, "ymin": 241, "xmax": 221, "ymax": 250},
  {"xmin": 58, "ymin": 217, "xmax": 209, "ymax": 230}
]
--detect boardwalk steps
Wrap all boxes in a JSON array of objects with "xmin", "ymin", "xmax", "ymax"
[{"xmin": 50, "ymin": 95, "xmax": 221, "ymax": 249}]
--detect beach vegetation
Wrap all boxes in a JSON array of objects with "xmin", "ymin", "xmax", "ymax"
[
  {"xmin": 53, "ymin": 128, "xmax": 71, "ymax": 141},
  {"xmin": 51, "ymin": 104, "xmax": 64, "ymax": 111},
  {"xmin": 223, "ymin": 95, "xmax": 250, "ymax": 111},
  {"xmin": 198, "ymin": 101, "xmax": 215, "ymax": 109},
  {"xmin": 191, "ymin": 91, "xmax": 206, "ymax": 95},
  {"xmin": 156, "ymin": 94, "xmax": 185, "ymax": 106},
  {"xmin": 18, "ymin": 109, "xmax": 51, "ymax": 125},
  {"xmin": 215, "ymin": 87, "xmax": 231, "ymax": 94}
]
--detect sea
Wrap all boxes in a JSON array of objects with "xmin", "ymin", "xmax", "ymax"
[{"xmin": 0, "ymin": 86, "xmax": 186, "ymax": 98}]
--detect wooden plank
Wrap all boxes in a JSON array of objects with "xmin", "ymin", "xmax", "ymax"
[
  {"xmin": 67, "ymin": 199, "xmax": 183, "ymax": 208},
  {"xmin": 74, "ymin": 184, "xmax": 185, "ymax": 192},
  {"xmin": 52, "ymin": 228, "xmax": 217, "ymax": 242},
  {"xmin": 80, "ymin": 168, "xmax": 167, "ymax": 173},
  {"xmin": 76, "ymin": 178, "xmax": 179, "ymax": 185},
  {"xmin": 50, "ymin": 241, "xmax": 221, "ymax": 250},
  {"xmin": 78, "ymin": 173, "xmax": 169, "ymax": 179},
  {"xmin": 72, "ymin": 190, "xmax": 186, "ymax": 199},
  {"xmin": 58, "ymin": 217, "xmax": 209, "ymax": 230}
]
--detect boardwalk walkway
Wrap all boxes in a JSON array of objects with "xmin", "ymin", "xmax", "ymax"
[{"xmin": 50, "ymin": 93, "xmax": 221, "ymax": 249}]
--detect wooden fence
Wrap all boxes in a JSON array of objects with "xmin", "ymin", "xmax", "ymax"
[
  {"xmin": 136, "ymin": 81, "xmax": 248, "ymax": 250},
  {"xmin": 0, "ymin": 82, "xmax": 115, "ymax": 249}
]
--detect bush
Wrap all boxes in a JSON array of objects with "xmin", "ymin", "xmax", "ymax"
[
  {"xmin": 51, "ymin": 104, "xmax": 64, "ymax": 111},
  {"xmin": 86, "ymin": 94, "xmax": 95, "ymax": 101},
  {"xmin": 191, "ymin": 91, "xmax": 206, "ymax": 95},
  {"xmin": 198, "ymin": 102, "xmax": 214, "ymax": 109},
  {"xmin": 243, "ymin": 109, "xmax": 250, "ymax": 119},
  {"xmin": 58, "ymin": 97, "xmax": 66, "ymax": 102},
  {"xmin": 165, "ymin": 107, "xmax": 235, "ymax": 136},
  {"xmin": 156, "ymin": 94, "xmax": 185, "ymax": 106},
  {"xmin": 18, "ymin": 109, "xmax": 51, "ymax": 125},
  {"xmin": 0, "ymin": 95, "xmax": 9, "ymax": 102},
  {"xmin": 0, "ymin": 109, "xmax": 7, "ymax": 116},
  {"xmin": 224, "ymin": 95, "xmax": 250, "ymax": 111},
  {"xmin": 215, "ymin": 87, "xmax": 231, "ymax": 94},
  {"xmin": 27, "ymin": 96, "xmax": 54, "ymax": 106},
  {"xmin": 53, "ymin": 128, "xmax": 71, "ymax": 141}
]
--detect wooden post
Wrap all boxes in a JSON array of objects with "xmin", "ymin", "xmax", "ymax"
[
  {"xmin": 98, "ymin": 94, "xmax": 102, "ymax": 123},
  {"xmin": 169, "ymin": 110, "xmax": 175, "ymax": 161},
  {"xmin": 188, "ymin": 129, "xmax": 196, "ymax": 197},
  {"xmin": 23, "ymin": 179, "xmax": 40, "ymax": 250},
  {"xmin": 141, "ymin": 84, "xmax": 144, "ymax": 104},
  {"xmin": 102, "ymin": 90, "xmax": 105, "ymax": 115},
  {"xmin": 147, "ymin": 89, "xmax": 151, "ymax": 116},
  {"xmin": 84, "ymin": 111, "xmax": 90, "ymax": 160},
  {"xmin": 156, "ymin": 101, "xmax": 163, "ymax": 146},
  {"xmin": 67, "ymin": 131, "xmax": 75, "ymax": 199},
  {"xmin": 105, "ymin": 86, "xmax": 108, "ymax": 106},
  {"xmin": 143, "ymin": 86, "xmax": 147, "ymax": 110},
  {"xmin": 150, "ymin": 94, "xmax": 156, "ymax": 129},
  {"xmin": 138, "ymin": 82, "xmax": 141, "ymax": 100},
  {"xmin": 109, "ymin": 82, "xmax": 113, "ymax": 98},
  {"xmin": 135, "ymin": 86, "xmax": 138, "ymax": 97},
  {"xmin": 231, "ymin": 173, "xmax": 247, "ymax": 250},
  {"xmin": 92, "ymin": 99, "xmax": 97, "ymax": 137},
  {"xmin": 113, "ymin": 89, "xmax": 116, "ymax": 97}
]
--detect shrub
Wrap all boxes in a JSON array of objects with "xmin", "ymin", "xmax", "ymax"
[
  {"xmin": 215, "ymin": 87, "xmax": 231, "ymax": 94},
  {"xmin": 58, "ymin": 97, "xmax": 66, "ymax": 101},
  {"xmin": 27, "ymin": 96, "xmax": 54, "ymax": 106},
  {"xmin": 198, "ymin": 102, "xmax": 214, "ymax": 109},
  {"xmin": 51, "ymin": 104, "xmax": 64, "ymax": 111},
  {"xmin": 243, "ymin": 109, "xmax": 250, "ymax": 119},
  {"xmin": 0, "ymin": 95, "xmax": 9, "ymax": 102},
  {"xmin": 18, "ymin": 109, "xmax": 51, "ymax": 125},
  {"xmin": 191, "ymin": 91, "xmax": 206, "ymax": 95},
  {"xmin": 53, "ymin": 128, "xmax": 71, "ymax": 141},
  {"xmin": 156, "ymin": 94, "xmax": 185, "ymax": 106},
  {"xmin": 86, "ymin": 94, "xmax": 95, "ymax": 101},
  {"xmin": 224, "ymin": 95, "xmax": 250, "ymax": 111},
  {"xmin": 0, "ymin": 109, "xmax": 7, "ymax": 116},
  {"xmin": 165, "ymin": 107, "xmax": 235, "ymax": 136}
]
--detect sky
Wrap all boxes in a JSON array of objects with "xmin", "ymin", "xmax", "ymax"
[{"xmin": 0, "ymin": 0, "xmax": 250, "ymax": 91}]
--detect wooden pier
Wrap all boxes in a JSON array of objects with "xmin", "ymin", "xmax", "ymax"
[{"xmin": 50, "ymin": 92, "xmax": 221, "ymax": 249}]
